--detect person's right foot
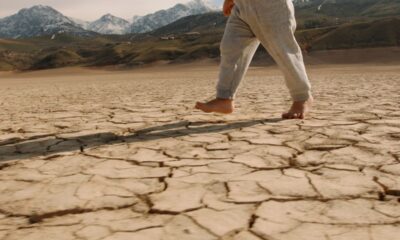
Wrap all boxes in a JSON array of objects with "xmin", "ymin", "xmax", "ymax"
[
  {"xmin": 195, "ymin": 98, "xmax": 234, "ymax": 114},
  {"xmin": 282, "ymin": 96, "xmax": 314, "ymax": 119}
]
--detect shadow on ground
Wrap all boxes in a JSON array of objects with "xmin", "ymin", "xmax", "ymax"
[{"xmin": 0, "ymin": 118, "xmax": 283, "ymax": 162}]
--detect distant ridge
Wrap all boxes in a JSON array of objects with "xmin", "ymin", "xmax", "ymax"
[
  {"xmin": 1, "ymin": 0, "xmax": 400, "ymax": 38},
  {"xmin": 0, "ymin": 0, "xmax": 218, "ymax": 38},
  {"xmin": 0, "ymin": 1, "xmax": 399, "ymax": 71},
  {"xmin": 0, "ymin": 16, "xmax": 399, "ymax": 71},
  {"xmin": 87, "ymin": 14, "xmax": 130, "ymax": 35},
  {"xmin": 151, "ymin": 12, "xmax": 226, "ymax": 36},
  {"xmin": 130, "ymin": 0, "xmax": 218, "ymax": 33},
  {"xmin": 0, "ymin": 5, "xmax": 94, "ymax": 39}
]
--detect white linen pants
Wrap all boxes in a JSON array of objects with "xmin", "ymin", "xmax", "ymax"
[{"xmin": 217, "ymin": 0, "xmax": 312, "ymax": 102}]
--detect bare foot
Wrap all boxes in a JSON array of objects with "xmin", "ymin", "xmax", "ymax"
[
  {"xmin": 195, "ymin": 98, "xmax": 234, "ymax": 114},
  {"xmin": 282, "ymin": 96, "xmax": 314, "ymax": 119}
]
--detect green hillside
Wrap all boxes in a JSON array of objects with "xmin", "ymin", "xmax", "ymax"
[
  {"xmin": 31, "ymin": 49, "xmax": 85, "ymax": 69},
  {"xmin": 310, "ymin": 17, "xmax": 400, "ymax": 50},
  {"xmin": 295, "ymin": 0, "xmax": 400, "ymax": 28},
  {"xmin": 361, "ymin": 0, "xmax": 400, "ymax": 17},
  {"xmin": 152, "ymin": 12, "xmax": 226, "ymax": 35}
]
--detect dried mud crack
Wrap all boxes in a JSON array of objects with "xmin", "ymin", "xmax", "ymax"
[{"xmin": 0, "ymin": 65, "xmax": 399, "ymax": 240}]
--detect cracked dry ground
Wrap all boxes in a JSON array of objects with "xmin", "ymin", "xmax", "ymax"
[{"xmin": 0, "ymin": 64, "xmax": 399, "ymax": 240}]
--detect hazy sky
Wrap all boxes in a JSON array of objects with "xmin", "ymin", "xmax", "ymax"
[{"xmin": 0, "ymin": 0, "xmax": 224, "ymax": 21}]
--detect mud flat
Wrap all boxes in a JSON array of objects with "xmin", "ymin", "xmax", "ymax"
[{"xmin": 0, "ymin": 64, "xmax": 399, "ymax": 240}]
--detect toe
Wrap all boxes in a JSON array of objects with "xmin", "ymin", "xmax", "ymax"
[
  {"xmin": 282, "ymin": 112, "xmax": 291, "ymax": 119},
  {"xmin": 196, "ymin": 102, "xmax": 207, "ymax": 108},
  {"xmin": 195, "ymin": 103, "xmax": 212, "ymax": 113}
]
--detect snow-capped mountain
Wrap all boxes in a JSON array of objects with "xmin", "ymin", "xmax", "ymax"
[
  {"xmin": 0, "ymin": 0, "xmax": 219, "ymax": 38},
  {"xmin": 130, "ymin": 0, "xmax": 218, "ymax": 33},
  {"xmin": 131, "ymin": 15, "xmax": 142, "ymax": 24},
  {"xmin": 87, "ymin": 14, "xmax": 130, "ymax": 34},
  {"xmin": 186, "ymin": 0, "xmax": 219, "ymax": 10},
  {"xmin": 69, "ymin": 17, "xmax": 90, "ymax": 29},
  {"xmin": 0, "ymin": 5, "xmax": 93, "ymax": 39}
]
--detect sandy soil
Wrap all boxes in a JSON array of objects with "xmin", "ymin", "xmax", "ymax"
[{"xmin": 0, "ymin": 64, "xmax": 399, "ymax": 240}]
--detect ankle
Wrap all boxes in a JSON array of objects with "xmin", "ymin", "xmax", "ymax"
[
  {"xmin": 216, "ymin": 98, "xmax": 233, "ymax": 103},
  {"xmin": 294, "ymin": 95, "xmax": 313, "ymax": 104}
]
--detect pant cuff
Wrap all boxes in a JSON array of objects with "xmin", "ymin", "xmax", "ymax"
[
  {"xmin": 292, "ymin": 91, "xmax": 312, "ymax": 102},
  {"xmin": 216, "ymin": 89, "xmax": 234, "ymax": 100}
]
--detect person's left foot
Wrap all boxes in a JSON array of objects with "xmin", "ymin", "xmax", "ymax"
[
  {"xmin": 282, "ymin": 96, "xmax": 314, "ymax": 119},
  {"xmin": 195, "ymin": 98, "xmax": 234, "ymax": 114}
]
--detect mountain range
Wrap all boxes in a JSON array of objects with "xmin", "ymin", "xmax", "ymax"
[
  {"xmin": 87, "ymin": 14, "xmax": 131, "ymax": 35},
  {"xmin": 0, "ymin": 0, "xmax": 218, "ymax": 38},
  {"xmin": 0, "ymin": 5, "xmax": 93, "ymax": 39},
  {"xmin": 130, "ymin": 0, "xmax": 218, "ymax": 33},
  {"xmin": 0, "ymin": 0, "xmax": 399, "ymax": 71}
]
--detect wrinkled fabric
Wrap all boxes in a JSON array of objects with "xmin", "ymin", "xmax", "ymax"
[{"xmin": 217, "ymin": 0, "xmax": 312, "ymax": 101}]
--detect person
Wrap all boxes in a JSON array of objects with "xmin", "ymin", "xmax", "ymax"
[{"xmin": 195, "ymin": 0, "xmax": 313, "ymax": 119}]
